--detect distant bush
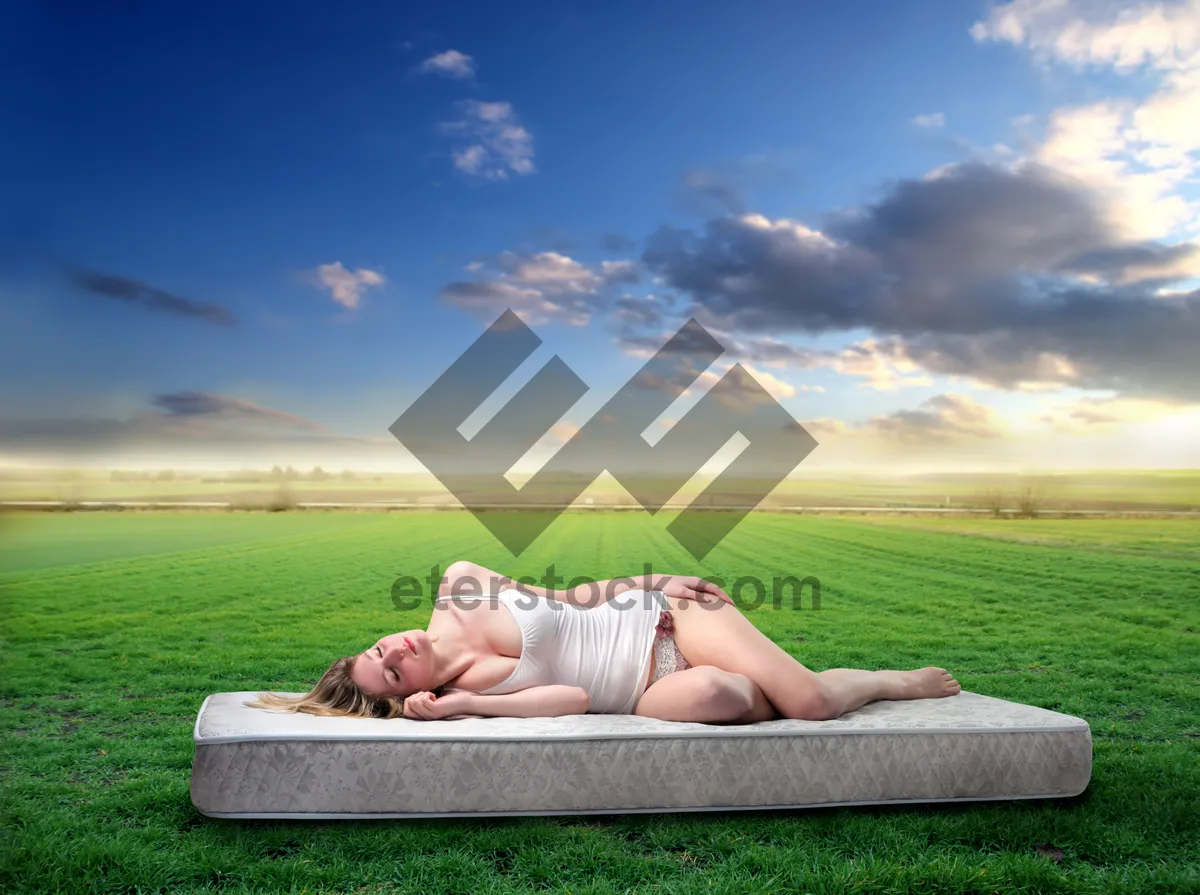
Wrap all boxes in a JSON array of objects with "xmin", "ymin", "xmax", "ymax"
[
  {"xmin": 266, "ymin": 486, "xmax": 297, "ymax": 512},
  {"xmin": 981, "ymin": 489, "xmax": 1006, "ymax": 518},
  {"xmin": 1016, "ymin": 485, "xmax": 1044, "ymax": 518},
  {"xmin": 228, "ymin": 485, "xmax": 298, "ymax": 512}
]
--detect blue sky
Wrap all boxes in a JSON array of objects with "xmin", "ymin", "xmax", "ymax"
[{"xmin": 3, "ymin": 0, "xmax": 1199, "ymax": 472}]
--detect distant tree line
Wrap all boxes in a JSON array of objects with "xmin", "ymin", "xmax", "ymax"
[{"xmin": 109, "ymin": 467, "xmax": 362, "ymax": 483}]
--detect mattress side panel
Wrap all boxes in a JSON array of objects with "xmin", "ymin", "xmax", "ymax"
[{"xmin": 190, "ymin": 729, "xmax": 1092, "ymax": 817}]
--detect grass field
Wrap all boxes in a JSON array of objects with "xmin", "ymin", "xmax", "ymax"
[{"xmin": 1, "ymin": 511, "xmax": 1198, "ymax": 894}]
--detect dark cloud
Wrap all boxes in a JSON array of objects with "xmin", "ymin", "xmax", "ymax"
[
  {"xmin": 736, "ymin": 335, "xmax": 828, "ymax": 368},
  {"xmin": 865, "ymin": 394, "xmax": 1006, "ymax": 443},
  {"xmin": 612, "ymin": 294, "xmax": 664, "ymax": 333},
  {"xmin": 643, "ymin": 162, "xmax": 1200, "ymax": 399},
  {"xmin": 68, "ymin": 268, "xmax": 234, "ymax": 326},
  {"xmin": 872, "ymin": 288, "xmax": 1199, "ymax": 397},
  {"xmin": 628, "ymin": 359, "xmax": 712, "ymax": 396},
  {"xmin": 832, "ymin": 163, "xmax": 1115, "ymax": 291},
  {"xmin": 673, "ymin": 158, "xmax": 796, "ymax": 219},
  {"xmin": 615, "ymin": 318, "xmax": 831, "ymax": 371},
  {"xmin": 616, "ymin": 317, "xmax": 726, "ymax": 358},
  {"xmin": 150, "ymin": 391, "xmax": 323, "ymax": 430},
  {"xmin": 0, "ymin": 392, "xmax": 328, "ymax": 461},
  {"xmin": 1060, "ymin": 242, "xmax": 1199, "ymax": 283},
  {"xmin": 675, "ymin": 169, "xmax": 748, "ymax": 217},
  {"xmin": 438, "ymin": 278, "xmax": 597, "ymax": 327}
]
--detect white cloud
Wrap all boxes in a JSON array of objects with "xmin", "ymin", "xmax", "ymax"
[
  {"xmin": 452, "ymin": 144, "xmax": 488, "ymax": 175},
  {"xmin": 796, "ymin": 395, "xmax": 1010, "ymax": 454},
  {"xmin": 599, "ymin": 259, "xmax": 640, "ymax": 282},
  {"xmin": 739, "ymin": 363, "xmax": 797, "ymax": 399},
  {"xmin": 971, "ymin": 0, "xmax": 1200, "ymax": 72},
  {"xmin": 703, "ymin": 334, "xmax": 933, "ymax": 393},
  {"xmin": 618, "ymin": 324, "xmax": 935, "ymax": 393},
  {"xmin": 1034, "ymin": 99, "xmax": 1197, "ymax": 240},
  {"xmin": 549, "ymin": 421, "xmax": 581, "ymax": 444},
  {"xmin": 795, "ymin": 393, "xmax": 1200, "ymax": 470},
  {"xmin": 826, "ymin": 339, "xmax": 935, "ymax": 391},
  {"xmin": 1030, "ymin": 394, "xmax": 1187, "ymax": 432},
  {"xmin": 439, "ymin": 251, "xmax": 638, "ymax": 326},
  {"xmin": 737, "ymin": 212, "xmax": 841, "ymax": 252},
  {"xmin": 866, "ymin": 393, "xmax": 1010, "ymax": 443},
  {"xmin": 498, "ymin": 251, "xmax": 601, "ymax": 290},
  {"xmin": 911, "ymin": 112, "xmax": 946, "ymax": 127},
  {"xmin": 800, "ymin": 417, "xmax": 852, "ymax": 441},
  {"xmin": 974, "ymin": 0, "xmax": 1200, "ymax": 240},
  {"xmin": 312, "ymin": 262, "xmax": 386, "ymax": 310},
  {"xmin": 442, "ymin": 100, "xmax": 535, "ymax": 180},
  {"xmin": 418, "ymin": 49, "xmax": 475, "ymax": 79}
]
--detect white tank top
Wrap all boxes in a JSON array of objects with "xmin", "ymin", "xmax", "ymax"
[{"xmin": 441, "ymin": 588, "xmax": 667, "ymax": 714}]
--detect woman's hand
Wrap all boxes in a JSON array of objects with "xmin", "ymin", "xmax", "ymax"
[
  {"xmin": 402, "ymin": 691, "xmax": 461, "ymax": 721},
  {"xmin": 658, "ymin": 575, "xmax": 734, "ymax": 607}
]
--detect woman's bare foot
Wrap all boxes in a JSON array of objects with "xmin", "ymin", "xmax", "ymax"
[{"xmin": 878, "ymin": 667, "xmax": 961, "ymax": 700}]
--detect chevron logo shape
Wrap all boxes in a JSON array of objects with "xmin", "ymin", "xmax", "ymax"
[{"xmin": 390, "ymin": 309, "xmax": 817, "ymax": 559}]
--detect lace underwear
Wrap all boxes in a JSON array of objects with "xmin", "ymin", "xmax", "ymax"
[{"xmin": 649, "ymin": 609, "xmax": 692, "ymax": 685}]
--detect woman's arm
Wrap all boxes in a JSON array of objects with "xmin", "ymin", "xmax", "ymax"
[
  {"xmin": 403, "ymin": 686, "xmax": 589, "ymax": 720},
  {"xmin": 439, "ymin": 559, "xmax": 630, "ymax": 605},
  {"xmin": 439, "ymin": 560, "xmax": 733, "ymax": 607}
]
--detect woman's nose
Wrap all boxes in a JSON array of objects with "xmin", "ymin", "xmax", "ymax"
[{"xmin": 382, "ymin": 640, "xmax": 407, "ymax": 662}]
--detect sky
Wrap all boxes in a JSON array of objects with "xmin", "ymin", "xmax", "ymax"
[{"xmin": 2, "ymin": 0, "xmax": 1199, "ymax": 474}]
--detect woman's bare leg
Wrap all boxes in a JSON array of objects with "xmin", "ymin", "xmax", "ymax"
[
  {"xmin": 814, "ymin": 667, "xmax": 962, "ymax": 715},
  {"xmin": 635, "ymin": 666, "xmax": 778, "ymax": 723},
  {"xmin": 660, "ymin": 595, "xmax": 961, "ymax": 720}
]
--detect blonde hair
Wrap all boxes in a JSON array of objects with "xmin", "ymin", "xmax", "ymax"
[{"xmin": 246, "ymin": 655, "xmax": 405, "ymax": 719}]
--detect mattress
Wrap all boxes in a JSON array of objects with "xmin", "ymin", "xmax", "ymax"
[{"xmin": 191, "ymin": 690, "xmax": 1092, "ymax": 819}]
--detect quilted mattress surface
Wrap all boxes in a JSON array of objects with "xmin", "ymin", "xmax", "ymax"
[{"xmin": 191, "ymin": 691, "xmax": 1092, "ymax": 818}]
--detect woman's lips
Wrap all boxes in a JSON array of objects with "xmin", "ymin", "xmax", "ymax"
[{"xmin": 404, "ymin": 636, "xmax": 416, "ymax": 656}]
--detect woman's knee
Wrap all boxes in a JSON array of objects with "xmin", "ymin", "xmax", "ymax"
[
  {"xmin": 692, "ymin": 667, "xmax": 755, "ymax": 717},
  {"xmin": 779, "ymin": 681, "xmax": 842, "ymax": 721}
]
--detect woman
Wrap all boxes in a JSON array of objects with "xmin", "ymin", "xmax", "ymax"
[{"xmin": 251, "ymin": 560, "xmax": 961, "ymax": 723}]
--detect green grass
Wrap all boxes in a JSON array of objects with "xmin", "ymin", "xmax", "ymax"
[
  {"xmin": 850, "ymin": 516, "xmax": 1200, "ymax": 563},
  {"xmin": 1, "ymin": 511, "xmax": 1198, "ymax": 894}
]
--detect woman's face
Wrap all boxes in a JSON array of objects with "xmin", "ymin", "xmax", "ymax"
[{"xmin": 349, "ymin": 629, "xmax": 434, "ymax": 698}]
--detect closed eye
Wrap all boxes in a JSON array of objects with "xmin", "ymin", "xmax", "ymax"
[
  {"xmin": 373, "ymin": 645, "xmax": 399, "ymax": 684},
  {"xmin": 369, "ymin": 643, "xmax": 398, "ymax": 681}
]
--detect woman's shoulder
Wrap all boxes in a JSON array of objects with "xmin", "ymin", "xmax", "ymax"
[
  {"xmin": 436, "ymin": 586, "xmax": 548, "ymax": 603},
  {"xmin": 433, "ymin": 588, "xmax": 553, "ymax": 624},
  {"xmin": 433, "ymin": 590, "xmax": 511, "ymax": 606}
]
